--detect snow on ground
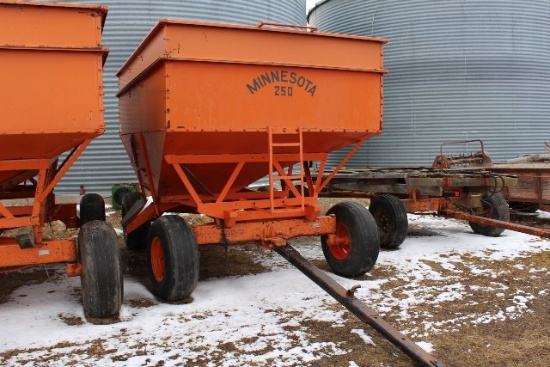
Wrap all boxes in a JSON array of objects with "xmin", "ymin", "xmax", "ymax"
[{"xmin": 1, "ymin": 214, "xmax": 549, "ymax": 366}]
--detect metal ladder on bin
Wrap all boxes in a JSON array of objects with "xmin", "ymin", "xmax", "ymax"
[{"xmin": 268, "ymin": 126, "xmax": 305, "ymax": 213}]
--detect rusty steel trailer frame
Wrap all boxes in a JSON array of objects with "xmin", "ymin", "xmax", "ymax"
[
  {"xmin": 431, "ymin": 139, "xmax": 550, "ymax": 235},
  {"xmin": 316, "ymin": 167, "xmax": 513, "ymax": 212},
  {"xmin": 434, "ymin": 139, "xmax": 550, "ymax": 213},
  {"xmin": 316, "ymin": 166, "xmax": 550, "ymax": 240},
  {"xmin": 494, "ymin": 165, "xmax": 550, "ymax": 213}
]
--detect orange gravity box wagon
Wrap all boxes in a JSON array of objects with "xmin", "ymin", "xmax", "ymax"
[
  {"xmin": 118, "ymin": 20, "xmax": 388, "ymax": 301},
  {"xmin": 0, "ymin": 0, "xmax": 122, "ymax": 321}
]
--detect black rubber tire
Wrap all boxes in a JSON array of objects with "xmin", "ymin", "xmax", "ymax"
[
  {"xmin": 113, "ymin": 186, "xmax": 133, "ymax": 209},
  {"xmin": 79, "ymin": 193, "xmax": 106, "ymax": 225},
  {"xmin": 79, "ymin": 220, "xmax": 123, "ymax": 322},
  {"xmin": 469, "ymin": 193, "xmax": 510, "ymax": 237},
  {"xmin": 147, "ymin": 215, "xmax": 199, "ymax": 302},
  {"xmin": 369, "ymin": 194, "xmax": 408, "ymax": 250},
  {"xmin": 122, "ymin": 191, "xmax": 150, "ymax": 251},
  {"xmin": 321, "ymin": 202, "xmax": 380, "ymax": 278}
]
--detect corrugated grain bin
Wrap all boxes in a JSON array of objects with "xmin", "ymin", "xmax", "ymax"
[
  {"xmin": 309, "ymin": 0, "xmax": 550, "ymax": 167},
  {"xmin": 118, "ymin": 20, "xmax": 386, "ymax": 199}
]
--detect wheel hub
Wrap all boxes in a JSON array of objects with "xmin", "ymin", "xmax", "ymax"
[
  {"xmin": 327, "ymin": 222, "xmax": 351, "ymax": 260},
  {"xmin": 150, "ymin": 236, "xmax": 165, "ymax": 282}
]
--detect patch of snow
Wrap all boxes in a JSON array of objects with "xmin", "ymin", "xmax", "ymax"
[
  {"xmin": 350, "ymin": 329, "xmax": 375, "ymax": 346},
  {"xmin": 415, "ymin": 341, "xmax": 434, "ymax": 353}
]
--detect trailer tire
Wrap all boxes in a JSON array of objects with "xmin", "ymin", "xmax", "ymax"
[
  {"xmin": 122, "ymin": 192, "xmax": 150, "ymax": 250},
  {"xmin": 79, "ymin": 220, "xmax": 123, "ymax": 322},
  {"xmin": 113, "ymin": 186, "xmax": 133, "ymax": 209},
  {"xmin": 79, "ymin": 193, "xmax": 105, "ymax": 225},
  {"xmin": 469, "ymin": 193, "xmax": 510, "ymax": 237},
  {"xmin": 147, "ymin": 215, "xmax": 199, "ymax": 302},
  {"xmin": 321, "ymin": 202, "xmax": 380, "ymax": 277},
  {"xmin": 369, "ymin": 194, "xmax": 408, "ymax": 249}
]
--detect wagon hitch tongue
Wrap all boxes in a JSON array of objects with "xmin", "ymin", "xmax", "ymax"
[{"xmin": 272, "ymin": 243, "xmax": 446, "ymax": 367}]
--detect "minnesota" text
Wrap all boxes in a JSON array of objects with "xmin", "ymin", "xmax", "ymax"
[{"xmin": 246, "ymin": 69, "xmax": 317, "ymax": 96}]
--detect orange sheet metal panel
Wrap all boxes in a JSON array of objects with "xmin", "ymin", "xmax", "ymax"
[
  {"xmin": 0, "ymin": 238, "xmax": 77, "ymax": 267},
  {"xmin": 0, "ymin": 0, "xmax": 106, "ymax": 48},
  {"xmin": 0, "ymin": 0, "xmax": 107, "ymax": 162},
  {"xmin": 119, "ymin": 20, "xmax": 386, "ymax": 134},
  {"xmin": 118, "ymin": 20, "xmax": 386, "ymax": 199}
]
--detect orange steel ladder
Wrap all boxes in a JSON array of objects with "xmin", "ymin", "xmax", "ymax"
[{"xmin": 268, "ymin": 126, "xmax": 305, "ymax": 212}]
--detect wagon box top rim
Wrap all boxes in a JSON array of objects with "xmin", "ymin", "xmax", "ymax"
[
  {"xmin": 0, "ymin": 0, "xmax": 108, "ymax": 12},
  {"xmin": 0, "ymin": 0, "xmax": 108, "ymax": 29},
  {"xmin": 117, "ymin": 19, "xmax": 388, "ymax": 77}
]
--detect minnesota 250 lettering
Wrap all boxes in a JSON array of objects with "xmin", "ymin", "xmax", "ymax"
[{"xmin": 246, "ymin": 70, "xmax": 317, "ymax": 96}]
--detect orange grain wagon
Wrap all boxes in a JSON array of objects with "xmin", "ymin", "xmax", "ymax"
[
  {"xmin": 118, "ymin": 20, "xmax": 387, "ymax": 301},
  {"xmin": 0, "ymin": 0, "xmax": 121, "ymax": 321}
]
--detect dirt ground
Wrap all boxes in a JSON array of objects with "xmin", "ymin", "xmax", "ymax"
[{"xmin": 0, "ymin": 198, "xmax": 549, "ymax": 367}]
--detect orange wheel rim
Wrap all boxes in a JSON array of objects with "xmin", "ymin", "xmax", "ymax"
[
  {"xmin": 151, "ymin": 237, "xmax": 165, "ymax": 282},
  {"xmin": 329, "ymin": 222, "xmax": 351, "ymax": 260}
]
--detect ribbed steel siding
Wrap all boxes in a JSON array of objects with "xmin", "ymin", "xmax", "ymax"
[
  {"xmin": 310, "ymin": 0, "xmax": 550, "ymax": 168},
  {"xmin": 50, "ymin": 0, "xmax": 306, "ymax": 194}
]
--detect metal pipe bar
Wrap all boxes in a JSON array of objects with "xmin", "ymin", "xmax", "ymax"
[
  {"xmin": 303, "ymin": 161, "xmax": 315, "ymax": 198},
  {"xmin": 273, "ymin": 161, "xmax": 301, "ymax": 198},
  {"xmin": 171, "ymin": 163, "xmax": 204, "ymax": 207},
  {"xmin": 38, "ymin": 140, "xmax": 92, "ymax": 202},
  {"xmin": 442, "ymin": 209, "xmax": 550, "ymax": 238},
  {"xmin": 217, "ymin": 162, "xmax": 245, "ymax": 203},
  {"xmin": 273, "ymin": 243, "xmax": 446, "ymax": 367},
  {"xmin": 130, "ymin": 134, "xmax": 149, "ymax": 200},
  {"xmin": 164, "ymin": 152, "xmax": 327, "ymax": 164},
  {"xmin": 137, "ymin": 133, "xmax": 159, "ymax": 216},
  {"xmin": 317, "ymin": 137, "xmax": 366, "ymax": 192},
  {"xmin": 315, "ymin": 159, "xmax": 326, "ymax": 192},
  {"xmin": 0, "ymin": 201, "xmax": 15, "ymax": 220}
]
